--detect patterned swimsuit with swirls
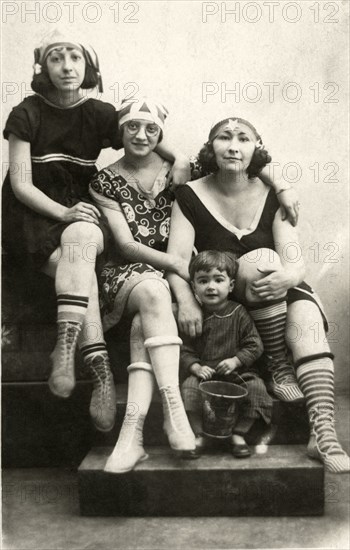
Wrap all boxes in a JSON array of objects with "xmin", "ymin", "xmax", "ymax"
[{"xmin": 89, "ymin": 160, "xmax": 173, "ymax": 331}]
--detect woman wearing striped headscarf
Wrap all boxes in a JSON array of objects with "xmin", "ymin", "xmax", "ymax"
[{"xmin": 89, "ymin": 96, "xmax": 197, "ymax": 472}]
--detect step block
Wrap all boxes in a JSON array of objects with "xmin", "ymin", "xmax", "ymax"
[
  {"xmin": 94, "ymin": 390, "xmax": 310, "ymax": 447},
  {"xmin": 2, "ymin": 382, "xmax": 310, "ymax": 468},
  {"xmin": 78, "ymin": 445, "xmax": 324, "ymax": 517},
  {"xmin": 1, "ymin": 381, "xmax": 94, "ymax": 467}
]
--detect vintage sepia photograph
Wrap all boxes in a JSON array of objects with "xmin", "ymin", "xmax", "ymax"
[{"xmin": 1, "ymin": 1, "xmax": 349, "ymax": 549}]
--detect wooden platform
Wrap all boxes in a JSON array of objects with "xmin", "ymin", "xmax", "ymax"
[{"xmin": 78, "ymin": 445, "xmax": 324, "ymax": 516}]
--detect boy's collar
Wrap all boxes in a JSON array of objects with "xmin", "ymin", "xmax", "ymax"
[{"xmin": 203, "ymin": 300, "xmax": 234, "ymax": 318}]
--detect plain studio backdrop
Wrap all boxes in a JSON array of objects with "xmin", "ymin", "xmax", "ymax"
[{"xmin": 1, "ymin": 0, "xmax": 349, "ymax": 390}]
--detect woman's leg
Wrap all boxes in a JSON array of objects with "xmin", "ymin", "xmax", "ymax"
[
  {"xmin": 78, "ymin": 274, "xmax": 117, "ymax": 432},
  {"xmin": 126, "ymin": 279, "xmax": 195, "ymax": 451},
  {"xmin": 42, "ymin": 222, "xmax": 104, "ymax": 396},
  {"xmin": 286, "ymin": 300, "xmax": 349, "ymax": 473},
  {"xmin": 44, "ymin": 245, "xmax": 117, "ymax": 428},
  {"xmin": 105, "ymin": 314, "xmax": 155, "ymax": 473},
  {"xmin": 236, "ymin": 248, "xmax": 303, "ymax": 401}
]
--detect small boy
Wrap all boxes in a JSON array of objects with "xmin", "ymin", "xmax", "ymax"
[{"xmin": 180, "ymin": 250, "xmax": 273, "ymax": 458}]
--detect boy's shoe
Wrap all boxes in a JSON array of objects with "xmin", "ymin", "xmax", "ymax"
[{"xmin": 231, "ymin": 441, "xmax": 251, "ymax": 458}]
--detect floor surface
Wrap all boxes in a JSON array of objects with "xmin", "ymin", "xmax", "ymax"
[{"xmin": 2, "ymin": 395, "xmax": 350, "ymax": 550}]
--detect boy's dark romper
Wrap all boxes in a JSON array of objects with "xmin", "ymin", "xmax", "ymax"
[{"xmin": 180, "ymin": 300, "xmax": 273, "ymax": 435}]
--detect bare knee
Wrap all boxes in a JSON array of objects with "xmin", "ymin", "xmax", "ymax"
[
  {"xmin": 62, "ymin": 222, "xmax": 103, "ymax": 247},
  {"xmin": 239, "ymin": 248, "xmax": 281, "ymax": 282},
  {"xmin": 60, "ymin": 222, "xmax": 104, "ymax": 259},
  {"xmin": 136, "ymin": 280, "xmax": 170, "ymax": 313},
  {"xmin": 236, "ymin": 248, "xmax": 282, "ymax": 302}
]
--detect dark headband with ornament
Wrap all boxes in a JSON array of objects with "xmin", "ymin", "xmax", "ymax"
[{"xmin": 208, "ymin": 117, "xmax": 264, "ymax": 148}]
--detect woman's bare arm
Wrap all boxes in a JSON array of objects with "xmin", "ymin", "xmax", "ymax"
[
  {"xmin": 259, "ymin": 165, "xmax": 299, "ymax": 226},
  {"xmin": 98, "ymin": 202, "xmax": 189, "ymax": 279},
  {"xmin": 155, "ymin": 137, "xmax": 190, "ymax": 187},
  {"xmin": 273, "ymin": 208, "xmax": 305, "ymax": 285},
  {"xmin": 166, "ymin": 200, "xmax": 203, "ymax": 337}
]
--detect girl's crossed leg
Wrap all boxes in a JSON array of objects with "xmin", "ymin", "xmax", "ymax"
[
  {"xmin": 105, "ymin": 278, "xmax": 195, "ymax": 473},
  {"xmin": 42, "ymin": 221, "xmax": 117, "ymax": 431}
]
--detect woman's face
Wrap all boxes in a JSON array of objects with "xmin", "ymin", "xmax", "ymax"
[
  {"xmin": 46, "ymin": 47, "xmax": 86, "ymax": 93},
  {"xmin": 122, "ymin": 120, "xmax": 161, "ymax": 157},
  {"xmin": 212, "ymin": 120, "xmax": 257, "ymax": 174}
]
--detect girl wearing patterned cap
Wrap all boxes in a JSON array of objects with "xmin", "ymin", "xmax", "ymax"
[
  {"xmin": 2, "ymin": 31, "xmax": 188, "ymax": 435},
  {"xmin": 2, "ymin": 29, "xmax": 118, "ymax": 433},
  {"xmin": 89, "ymin": 95, "xmax": 197, "ymax": 472},
  {"xmin": 89, "ymin": 102, "xmax": 303, "ymax": 472}
]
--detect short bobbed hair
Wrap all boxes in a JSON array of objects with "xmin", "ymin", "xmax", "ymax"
[
  {"xmin": 189, "ymin": 250, "xmax": 238, "ymax": 281},
  {"xmin": 31, "ymin": 60, "xmax": 99, "ymax": 94},
  {"xmin": 198, "ymin": 117, "xmax": 272, "ymax": 179}
]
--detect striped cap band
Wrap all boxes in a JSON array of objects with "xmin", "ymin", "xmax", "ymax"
[
  {"xmin": 118, "ymin": 96, "xmax": 169, "ymax": 130},
  {"xmin": 41, "ymin": 42, "xmax": 84, "ymax": 63}
]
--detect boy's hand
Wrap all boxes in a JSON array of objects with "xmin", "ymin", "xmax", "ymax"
[
  {"xmin": 216, "ymin": 357, "xmax": 241, "ymax": 376},
  {"xmin": 190, "ymin": 363, "xmax": 216, "ymax": 381}
]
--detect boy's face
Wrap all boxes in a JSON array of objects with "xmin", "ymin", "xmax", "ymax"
[{"xmin": 192, "ymin": 268, "xmax": 234, "ymax": 310}]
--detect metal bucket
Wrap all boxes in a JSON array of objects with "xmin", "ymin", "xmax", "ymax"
[{"xmin": 199, "ymin": 380, "xmax": 248, "ymax": 438}]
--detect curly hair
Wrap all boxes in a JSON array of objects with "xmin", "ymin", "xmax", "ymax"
[
  {"xmin": 198, "ymin": 117, "xmax": 272, "ymax": 179},
  {"xmin": 189, "ymin": 250, "xmax": 239, "ymax": 281},
  {"xmin": 31, "ymin": 59, "xmax": 100, "ymax": 94}
]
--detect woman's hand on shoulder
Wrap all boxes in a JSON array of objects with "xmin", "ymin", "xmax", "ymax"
[
  {"xmin": 61, "ymin": 202, "xmax": 101, "ymax": 225},
  {"xmin": 167, "ymin": 155, "xmax": 191, "ymax": 190},
  {"xmin": 276, "ymin": 186, "xmax": 299, "ymax": 227},
  {"xmin": 177, "ymin": 296, "xmax": 203, "ymax": 338}
]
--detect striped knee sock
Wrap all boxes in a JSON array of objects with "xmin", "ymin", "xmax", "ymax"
[
  {"xmin": 249, "ymin": 300, "xmax": 303, "ymax": 401},
  {"xmin": 248, "ymin": 300, "xmax": 287, "ymax": 358},
  {"xmin": 296, "ymin": 356, "xmax": 349, "ymax": 472},
  {"xmin": 57, "ymin": 293, "xmax": 89, "ymax": 325},
  {"xmin": 81, "ymin": 342, "xmax": 108, "ymax": 362},
  {"xmin": 296, "ymin": 357, "xmax": 334, "ymax": 414}
]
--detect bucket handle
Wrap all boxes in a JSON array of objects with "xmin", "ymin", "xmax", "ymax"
[{"xmin": 234, "ymin": 372, "xmax": 248, "ymax": 389}]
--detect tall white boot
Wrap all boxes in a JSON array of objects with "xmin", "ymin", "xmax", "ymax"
[
  {"xmin": 104, "ymin": 362, "xmax": 154, "ymax": 473},
  {"xmin": 145, "ymin": 336, "xmax": 196, "ymax": 452}
]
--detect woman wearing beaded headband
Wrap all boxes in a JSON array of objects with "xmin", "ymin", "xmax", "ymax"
[{"xmin": 167, "ymin": 116, "xmax": 349, "ymax": 473}]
